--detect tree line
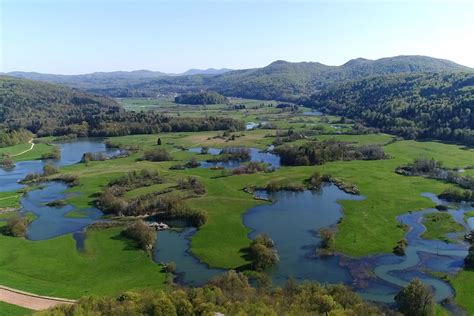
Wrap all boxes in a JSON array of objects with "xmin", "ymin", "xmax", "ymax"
[
  {"xmin": 0, "ymin": 76, "xmax": 244, "ymax": 138},
  {"xmin": 303, "ymin": 73, "xmax": 474, "ymax": 145},
  {"xmin": 275, "ymin": 140, "xmax": 387, "ymax": 166}
]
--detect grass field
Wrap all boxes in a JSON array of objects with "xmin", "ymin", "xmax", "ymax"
[
  {"xmin": 1, "ymin": 100, "xmax": 473, "ymax": 312},
  {"xmin": 0, "ymin": 224, "xmax": 166, "ymax": 298},
  {"xmin": 0, "ymin": 143, "xmax": 54, "ymax": 162},
  {"xmin": 0, "ymin": 302, "xmax": 31, "ymax": 316},
  {"xmin": 0, "ymin": 192, "xmax": 21, "ymax": 210},
  {"xmin": 421, "ymin": 212, "xmax": 465, "ymax": 242}
]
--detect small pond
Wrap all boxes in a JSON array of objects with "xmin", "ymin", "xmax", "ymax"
[
  {"xmin": 303, "ymin": 110, "xmax": 323, "ymax": 116},
  {"xmin": 0, "ymin": 138, "xmax": 120, "ymax": 192},
  {"xmin": 20, "ymin": 182, "xmax": 103, "ymax": 240},
  {"xmin": 1, "ymin": 138, "xmax": 119, "ymax": 241},
  {"xmin": 188, "ymin": 147, "xmax": 280, "ymax": 169}
]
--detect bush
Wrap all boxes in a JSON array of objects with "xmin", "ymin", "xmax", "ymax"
[
  {"xmin": 393, "ymin": 239, "xmax": 408, "ymax": 256},
  {"xmin": 163, "ymin": 262, "xmax": 176, "ymax": 274},
  {"xmin": 178, "ymin": 177, "xmax": 206, "ymax": 195},
  {"xmin": 0, "ymin": 156, "xmax": 15, "ymax": 169},
  {"xmin": 122, "ymin": 220, "xmax": 156, "ymax": 251},
  {"xmin": 395, "ymin": 279, "xmax": 434, "ymax": 316},
  {"xmin": 319, "ymin": 228, "xmax": 335, "ymax": 249},
  {"xmin": 81, "ymin": 152, "xmax": 108, "ymax": 163},
  {"xmin": 250, "ymin": 234, "xmax": 278, "ymax": 271},
  {"xmin": 43, "ymin": 163, "xmax": 59, "ymax": 176},
  {"xmin": 4, "ymin": 217, "xmax": 29, "ymax": 237},
  {"xmin": 184, "ymin": 158, "xmax": 201, "ymax": 168},
  {"xmin": 465, "ymin": 245, "xmax": 474, "ymax": 269},
  {"xmin": 21, "ymin": 172, "xmax": 42, "ymax": 183},
  {"xmin": 308, "ymin": 171, "xmax": 323, "ymax": 189},
  {"xmin": 143, "ymin": 148, "xmax": 171, "ymax": 162},
  {"xmin": 41, "ymin": 146, "xmax": 61, "ymax": 160}
]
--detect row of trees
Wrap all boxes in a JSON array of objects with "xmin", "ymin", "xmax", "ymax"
[
  {"xmin": 175, "ymin": 91, "xmax": 227, "ymax": 105},
  {"xmin": 304, "ymin": 73, "xmax": 474, "ymax": 145},
  {"xmin": 42, "ymin": 270, "xmax": 384, "ymax": 315},
  {"xmin": 1, "ymin": 76, "xmax": 244, "ymax": 137},
  {"xmin": 275, "ymin": 140, "xmax": 387, "ymax": 166},
  {"xmin": 0, "ymin": 129, "xmax": 32, "ymax": 147}
]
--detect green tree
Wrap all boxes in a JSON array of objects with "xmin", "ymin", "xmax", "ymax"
[
  {"xmin": 4, "ymin": 217, "xmax": 29, "ymax": 237},
  {"xmin": 395, "ymin": 279, "xmax": 435, "ymax": 316},
  {"xmin": 465, "ymin": 244, "xmax": 474, "ymax": 269}
]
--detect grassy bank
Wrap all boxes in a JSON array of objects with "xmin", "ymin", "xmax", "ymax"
[{"xmin": 0, "ymin": 224, "xmax": 166, "ymax": 298}]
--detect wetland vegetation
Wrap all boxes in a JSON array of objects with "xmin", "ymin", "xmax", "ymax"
[{"xmin": 1, "ymin": 61, "xmax": 474, "ymax": 315}]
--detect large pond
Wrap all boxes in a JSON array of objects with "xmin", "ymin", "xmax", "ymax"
[
  {"xmin": 154, "ymin": 184, "xmax": 472, "ymax": 305},
  {"xmin": 188, "ymin": 147, "xmax": 280, "ymax": 169},
  {"xmin": 3, "ymin": 138, "xmax": 473, "ymax": 307},
  {"xmin": 1, "ymin": 138, "xmax": 118, "ymax": 241},
  {"xmin": 0, "ymin": 138, "xmax": 120, "ymax": 192}
]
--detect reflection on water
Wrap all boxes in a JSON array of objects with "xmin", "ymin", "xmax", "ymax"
[
  {"xmin": 189, "ymin": 147, "xmax": 281, "ymax": 169},
  {"xmin": 153, "ymin": 227, "xmax": 225, "ymax": 286},
  {"xmin": 0, "ymin": 138, "xmax": 120, "ymax": 192},
  {"xmin": 21, "ymin": 182, "xmax": 103, "ymax": 240},
  {"xmin": 154, "ymin": 186, "xmax": 473, "ymax": 304}
]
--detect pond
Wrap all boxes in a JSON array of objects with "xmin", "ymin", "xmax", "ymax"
[
  {"xmin": 3, "ymin": 138, "xmax": 473, "ymax": 307},
  {"xmin": 153, "ymin": 226, "xmax": 225, "ymax": 286},
  {"xmin": 0, "ymin": 138, "xmax": 120, "ymax": 192},
  {"xmin": 188, "ymin": 147, "xmax": 280, "ymax": 169},
  {"xmin": 154, "ymin": 185, "xmax": 472, "ymax": 305},
  {"xmin": 20, "ymin": 182, "xmax": 103, "ymax": 240},
  {"xmin": 303, "ymin": 110, "xmax": 323, "ymax": 116},
  {"xmin": 1, "ymin": 138, "xmax": 118, "ymax": 241}
]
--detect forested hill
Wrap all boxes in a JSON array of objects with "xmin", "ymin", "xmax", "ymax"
[
  {"xmin": 7, "ymin": 55, "xmax": 472, "ymax": 100},
  {"xmin": 0, "ymin": 75, "xmax": 122, "ymax": 135},
  {"xmin": 0, "ymin": 76, "xmax": 243, "ymax": 138},
  {"xmin": 304, "ymin": 72, "xmax": 474, "ymax": 145}
]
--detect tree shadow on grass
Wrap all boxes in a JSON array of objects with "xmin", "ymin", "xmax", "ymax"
[
  {"xmin": 111, "ymin": 232, "xmax": 142, "ymax": 251},
  {"xmin": 235, "ymin": 246, "xmax": 253, "ymax": 272}
]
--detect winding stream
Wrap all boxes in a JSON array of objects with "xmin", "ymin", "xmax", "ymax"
[
  {"xmin": 2, "ymin": 139, "xmax": 473, "ymax": 306},
  {"xmin": 155, "ymin": 185, "xmax": 472, "ymax": 304},
  {"xmin": 188, "ymin": 147, "xmax": 280, "ymax": 169}
]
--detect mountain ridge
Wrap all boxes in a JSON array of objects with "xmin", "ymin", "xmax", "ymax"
[{"xmin": 5, "ymin": 55, "xmax": 473, "ymax": 100}]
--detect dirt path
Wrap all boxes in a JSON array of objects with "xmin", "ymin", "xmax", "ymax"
[
  {"xmin": 0, "ymin": 285, "xmax": 76, "ymax": 311},
  {"xmin": 10, "ymin": 139, "xmax": 35, "ymax": 157}
]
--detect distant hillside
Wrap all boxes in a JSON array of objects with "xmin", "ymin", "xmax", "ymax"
[
  {"xmin": 304, "ymin": 72, "xmax": 474, "ymax": 145},
  {"xmin": 6, "ymin": 55, "xmax": 472, "ymax": 100},
  {"xmin": 0, "ymin": 76, "xmax": 244, "ymax": 137},
  {"xmin": 0, "ymin": 75, "xmax": 122, "ymax": 135}
]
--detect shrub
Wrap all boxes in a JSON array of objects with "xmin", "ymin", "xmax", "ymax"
[
  {"xmin": 465, "ymin": 245, "xmax": 474, "ymax": 269},
  {"xmin": 395, "ymin": 279, "xmax": 435, "ymax": 316},
  {"xmin": 184, "ymin": 158, "xmax": 201, "ymax": 168},
  {"xmin": 122, "ymin": 220, "xmax": 156, "ymax": 251},
  {"xmin": 0, "ymin": 156, "xmax": 15, "ymax": 169},
  {"xmin": 143, "ymin": 148, "xmax": 171, "ymax": 162},
  {"xmin": 4, "ymin": 217, "xmax": 29, "ymax": 237},
  {"xmin": 250, "ymin": 234, "xmax": 278, "ymax": 271},
  {"xmin": 178, "ymin": 177, "xmax": 206, "ymax": 195},
  {"xmin": 41, "ymin": 146, "xmax": 61, "ymax": 160},
  {"xmin": 319, "ymin": 228, "xmax": 335, "ymax": 249},
  {"xmin": 21, "ymin": 172, "xmax": 42, "ymax": 183},
  {"xmin": 308, "ymin": 171, "xmax": 323, "ymax": 189},
  {"xmin": 163, "ymin": 262, "xmax": 176, "ymax": 274},
  {"xmin": 43, "ymin": 163, "xmax": 59, "ymax": 176}
]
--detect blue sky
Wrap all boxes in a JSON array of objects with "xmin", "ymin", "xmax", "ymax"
[{"xmin": 1, "ymin": 0, "xmax": 473, "ymax": 74}]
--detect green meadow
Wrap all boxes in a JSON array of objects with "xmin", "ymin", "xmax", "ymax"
[{"xmin": 1, "ymin": 101, "xmax": 473, "ymax": 313}]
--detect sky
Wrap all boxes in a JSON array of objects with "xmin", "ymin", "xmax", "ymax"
[{"xmin": 1, "ymin": 0, "xmax": 474, "ymax": 74}]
